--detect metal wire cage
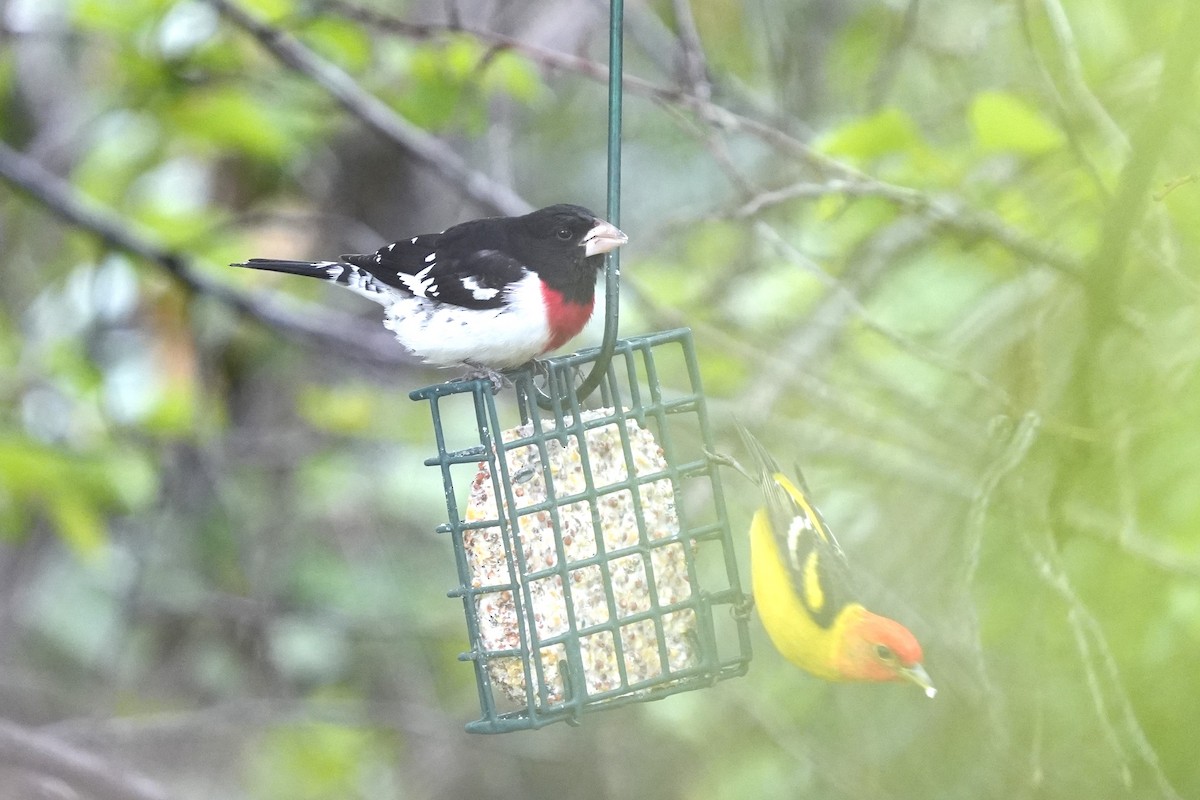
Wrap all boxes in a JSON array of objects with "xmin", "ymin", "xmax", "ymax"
[{"xmin": 410, "ymin": 328, "xmax": 752, "ymax": 733}]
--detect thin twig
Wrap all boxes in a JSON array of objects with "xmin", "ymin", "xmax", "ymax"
[
  {"xmin": 714, "ymin": 174, "xmax": 1079, "ymax": 274},
  {"xmin": 1082, "ymin": 0, "xmax": 1200, "ymax": 330},
  {"xmin": 1051, "ymin": 0, "xmax": 1200, "ymax": 543},
  {"xmin": 1023, "ymin": 533, "xmax": 1183, "ymax": 800},
  {"xmin": 669, "ymin": 0, "xmax": 711, "ymax": 102},
  {"xmin": 725, "ymin": 179, "xmax": 894, "ymax": 217},
  {"xmin": 1016, "ymin": 0, "xmax": 1110, "ymax": 198},
  {"xmin": 318, "ymin": 0, "xmax": 1081, "ymax": 276},
  {"xmin": 752, "ymin": 220, "xmax": 1014, "ymax": 411},
  {"xmin": 966, "ymin": 413, "xmax": 1042, "ymax": 589},
  {"xmin": 1064, "ymin": 504, "xmax": 1200, "ymax": 581},
  {"xmin": 0, "ymin": 141, "xmax": 417, "ymax": 367},
  {"xmin": 0, "ymin": 718, "xmax": 170, "ymax": 800},
  {"xmin": 866, "ymin": 0, "xmax": 921, "ymax": 111},
  {"xmin": 658, "ymin": 101, "xmax": 756, "ymax": 197},
  {"xmin": 204, "ymin": 0, "xmax": 532, "ymax": 218},
  {"xmin": 962, "ymin": 412, "xmax": 1041, "ymax": 744},
  {"xmin": 1038, "ymin": 0, "xmax": 1129, "ymax": 155},
  {"xmin": 1153, "ymin": 174, "xmax": 1198, "ymax": 201}
]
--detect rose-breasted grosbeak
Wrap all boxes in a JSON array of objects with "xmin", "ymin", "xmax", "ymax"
[{"xmin": 233, "ymin": 204, "xmax": 627, "ymax": 377}]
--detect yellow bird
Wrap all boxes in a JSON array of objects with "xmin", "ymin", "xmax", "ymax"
[{"xmin": 735, "ymin": 423, "xmax": 935, "ymax": 695}]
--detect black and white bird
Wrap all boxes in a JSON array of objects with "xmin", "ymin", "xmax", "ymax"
[{"xmin": 233, "ymin": 204, "xmax": 627, "ymax": 377}]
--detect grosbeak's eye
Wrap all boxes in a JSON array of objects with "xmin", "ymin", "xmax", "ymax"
[
  {"xmin": 875, "ymin": 644, "xmax": 895, "ymax": 661},
  {"xmin": 556, "ymin": 227, "xmax": 573, "ymax": 240}
]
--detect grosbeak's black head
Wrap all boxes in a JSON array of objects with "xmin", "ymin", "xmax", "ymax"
[{"xmin": 514, "ymin": 204, "xmax": 627, "ymax": 279}]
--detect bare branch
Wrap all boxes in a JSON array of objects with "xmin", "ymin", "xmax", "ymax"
[
  {"xmin": 866, "ymin": 0, "xmax": 921, "ymax": 110},
  {"xmin": 955, "ymin": 414, "xmax": 1042, "ymax": 753},
  {"xmin": 669, "ymin": 0, "xmax": 711, "ymax": 102},
  {"xmin": 0, "ymin": 718, "xmax": 170, "ymax": 800},
  {"xmin": 723, "ymin": 178, "xmax": 914, "ymax": 218},
  {"xmin": 1065, "ymin": 506, "xmax": 1200, "ymax": 581},
  {"xmin": 1083, "ymin": 0, "xmax": 1200, "ymax": 327},
  {"xmin": 717, "ymin": 174, "xmax": 1080, "ymax": 275},
  {"xmin": 1153, "ymin": 174, "xmax": 1198, "ymax": 202},
  {"xmin": 751, "ymin": 220, "xmax": 1013, "ymax": 411},
  {"xmin": 204, "ymin": 0, "xmax": 532, "ymax": 218},
  {"xmin": 316, "ymin": 1, "xmax": 1080, "ymax": 276},
  {"xmin": 1015, "ymin": 0, "xmax": 1110, "ymax": 197},
  {"xmin": 0, "ymin": 141, "xmax": 417, "ymax": 368},
  {"xmin": 1022, "ymin": 534, "xmax": 1183, "ymax": 800},
  {"xmin": 664, "ymin": 116, "xmax": 1080, "ymax": 277},
  {"xmin": 1038, "ymin": 0, "xmax": 1129, "ymax": 155}
]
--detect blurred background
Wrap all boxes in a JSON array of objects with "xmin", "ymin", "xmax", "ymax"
[{"xmin": 2, "ymin": 0, "xmax": 1199, "ymax": 797}]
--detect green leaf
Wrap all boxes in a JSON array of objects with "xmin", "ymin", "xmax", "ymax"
[
  {"xmin": 441, "ymin": 37, "xmax": 480, "ymax": 81},
  {"xmin": 301, "ymin": 17, "xmax": 373, "ymax": 73},
  {"xmin": 105, "ymin": 451, "xmax": 158, "ymax": 510},
  {"xmin": 969, "ymin": 90, "xmax": 1066, "ymax": 155},
  {"xmin": 297, "ymin": 385, "xmax": 378, "ymax": 435},
  {"xmin": 239, "ymin": 0, "xmax": 294, "ymax": 23},
  {"xmin": 71, "ymin": 112, "xmax": 164, "ymax": 208},
  {"xmin": 481, "ymin": 50, "xmax": 545, "ymax": 104},
  {"xmin": 0, "ymin": 439, "xmax": 156, "ymax": 551},
  {"xmin": 168, "ymin": 87, "xmax": 308, "ymax": 161},
  {"xmin": 72, "ymin": 0, "xmax": 171, "ymax": 34},
  {"xmin": 389, "ymin": 36, "xmax": 543, "ymax": 133},
  {"xmin": 143, "ymin": 381, "xmax": 198, "ymax": 434},
  {"xmin": 48, "ymin": 495, "xmax": 107, "ymax": 560},
  {"xmin": 818, "ymin": 107, "xmax": 923, "ymax": 160},
  {"xmin": 247, "ymin": 723, "xmax": 395, "ymax": 800}
]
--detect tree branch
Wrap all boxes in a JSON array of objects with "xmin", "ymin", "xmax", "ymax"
[
  {"xmin": 751, "ymin": 219, "xmax": 1013, "ymax": 413},
  {"xmin": 0, "ymin": 141, "xmax": 417, "ymax": 367},
  {"xmin": 669, "ymin": 0, "xmax": 711, "ymax": 102},
  {"xmin": 0, "ymin": 718, "xmax": 170, "ymax": 800},
  {"xmin": 1022, "ymin": 532, "xmax": 1183, "ymax": 800},
  {"xmin": 1084, "ymin": 0, "xmax": 1200, "ymax": 328},
  {"xmin": 204, "ymin": 0, "xmax": 532, "ymax": 218},
  {"xmin": 1016, "ymin": 0, "xmax": 1111, "ymax": 198},
  {"xmin": 866, "ymin": 0, "xmax": 921, "ymax": 111},
  {"xmin": 1038, "ymin": 0, "xmax": 1129, "ymax": 155},
  {"xmin": 317, "ymin": 0, "xmax": 1080, "ymax": 276}
]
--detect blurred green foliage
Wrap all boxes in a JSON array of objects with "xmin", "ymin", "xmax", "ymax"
[{"xmin": 1, "ymin": 0, "xmax": 1199, "ymax": 798}]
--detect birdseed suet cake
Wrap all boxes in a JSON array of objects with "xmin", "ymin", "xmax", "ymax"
[
  {"xmin": 466, "ymin": 409, "xmax": 697, "ymax": 705},
  {"xmin": 410, "ymin": 327, "xmax": 754, "ymax": 732}
]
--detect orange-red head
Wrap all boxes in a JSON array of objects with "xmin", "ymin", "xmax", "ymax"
[{"xmin": 833, "ymin": 606, "xmax": 936, "ymax": 696}]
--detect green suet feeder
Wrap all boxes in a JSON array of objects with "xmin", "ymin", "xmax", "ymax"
[{"xmin": 409, "ymin": 0, "xmax": 752, "ymax": 733}]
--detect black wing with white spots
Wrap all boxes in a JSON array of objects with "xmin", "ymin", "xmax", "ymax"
[
  {"xmin": 736, "ymin": 421, "xmax": 857, "ymax": 630},
  {"xmin": 341, "ymin": 239, "xmax": 529, "ymax": 310}
]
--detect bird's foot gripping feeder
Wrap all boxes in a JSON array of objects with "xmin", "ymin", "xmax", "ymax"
[{"xmin": 410, "ymin": 329, "xmax": 752, "ymax": 733}]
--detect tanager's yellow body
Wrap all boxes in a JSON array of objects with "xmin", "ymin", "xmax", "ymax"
[{"xmin": 738, "ymin": 423, "xmax": 934, "ymax": 693}]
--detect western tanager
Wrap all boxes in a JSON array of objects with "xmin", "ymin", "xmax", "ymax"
[{"xmin": 735, "ymin": 423, "xmax": 935, "ymax": 696}]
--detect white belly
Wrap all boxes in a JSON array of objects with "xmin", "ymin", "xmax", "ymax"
[{"xmin": 382, "ymin": 274, "xmax": 552, "ymax": 369}]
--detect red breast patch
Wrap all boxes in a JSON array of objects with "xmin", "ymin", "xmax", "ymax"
[{"xmin": 540, "ymin": 284, "xmax": 595, "ymax": 352}]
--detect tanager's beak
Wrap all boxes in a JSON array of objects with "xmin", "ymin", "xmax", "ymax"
[
  {"xmin": 900, "ymin": 663, "xmax": 937, "ymax": 698},
  {"xmin": 583, "ymin": 220, "xmax": 628, "ymax": 257}
]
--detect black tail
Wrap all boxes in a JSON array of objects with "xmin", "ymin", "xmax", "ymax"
[
  {"xmin": 734, "ymin": 419, "xmax": 780, "ymax": 484},
  {"xmin": 734, "ymin": 419, "xmax": 814, "ymax": 494},
  {"xmin": 232, "ymin": 258, "xmax": 347, "ymax": 281},
  {"xmin": 232, "ymin": 258, "xmax": 394, "ymax": 304}
]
